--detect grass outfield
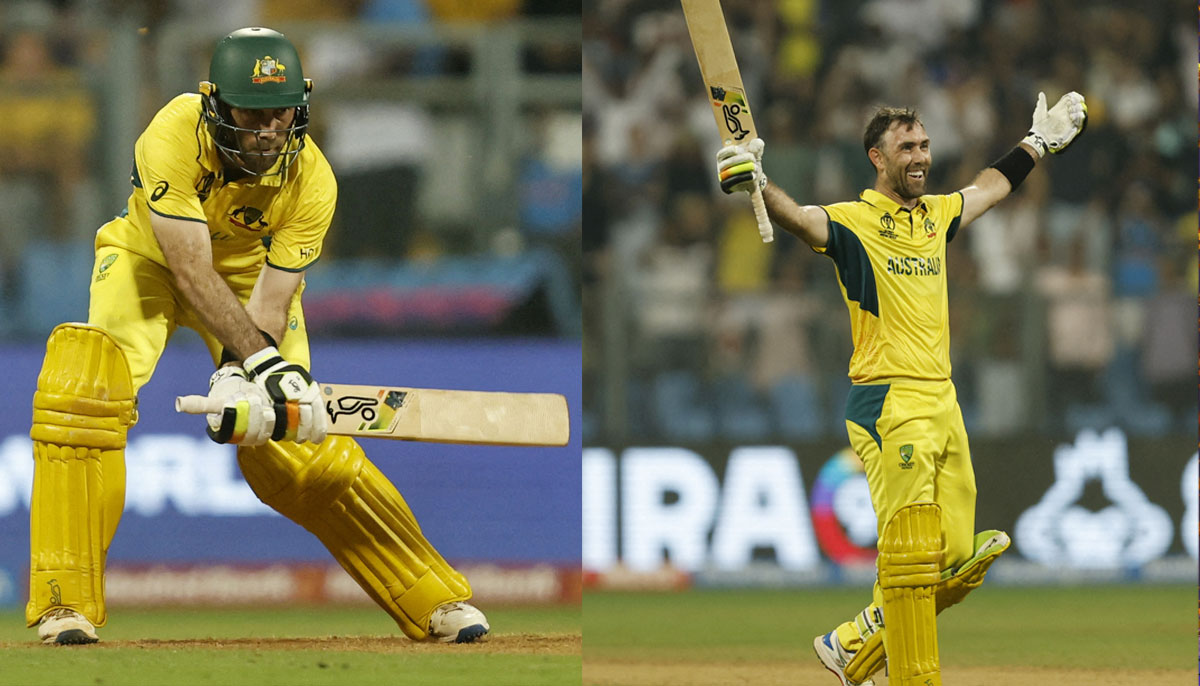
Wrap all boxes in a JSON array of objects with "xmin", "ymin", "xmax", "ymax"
[
  {"xmin": 584, "ymin": 584, "xmax": 1195, "ymax": 685},
  {"xmin": 0, "ymin": 605, "xmax": 581, "ymax": 686}
]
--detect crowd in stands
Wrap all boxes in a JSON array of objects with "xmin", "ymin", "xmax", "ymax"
[
  {"xmin": 0, "ymin": 0, "xmax": 581, "ymax": 339},
  {"xmin": 583, "ymin": 0, "xmax": 1195, "ymax": 440}
]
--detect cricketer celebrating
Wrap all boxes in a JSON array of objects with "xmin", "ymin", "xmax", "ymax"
[
  {"xmin": 28, "ymin": 28, "xmax": 488, "ymax": 645},
  {"xmin": 716, "ymin": 92, "xmax": 1087, "ymax": 685}
]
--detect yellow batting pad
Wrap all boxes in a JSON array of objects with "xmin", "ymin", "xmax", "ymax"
[
  {"xmin": 27, "ymin": 324, "xmax": 136, "ymax": 628},
  {"xmin": 237, "ymin": 436, "xmax": 471, "ymax": 640},
  {"xmin": 846, "ymin": 530, "xmax": 1010, "ymax": 683},
  {"xmin": 877, "ymin": 502, "xmax": 943, "ymax": 686}
]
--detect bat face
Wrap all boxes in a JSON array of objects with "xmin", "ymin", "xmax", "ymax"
[
  {"xmin": 323, "ymin": 383, "xmax": 570, "ymax": 446},
  {"xmin": 680, "ymin": 0, "xmax": 759, "ymax": 147},
  {"xmin": 681, "ymin": 0, "xmax": 774, "ymax": 242}
]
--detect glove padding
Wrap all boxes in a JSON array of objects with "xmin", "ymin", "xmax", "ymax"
[
  {"xmin": 1023, "ymin": 91, "xmax": 1087, "ymax": 157},
  {"xmin": 244, "ymin": 346, "xmax": 328, "ymax": 444},
  {"xmin": 716, "ymin": 137, "xmax": 766, "ymax": 194},
  {"xmin": 204, "ymin": 366, "xmax": 276, "ymax": 446}
]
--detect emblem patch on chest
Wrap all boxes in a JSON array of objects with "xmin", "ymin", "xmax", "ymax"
[
  {"xmin": 229, "ymin": 205, "xmax": 268, "ymax": 231},
  {"xmin": 878, "ymin": 213, "xmax": 897, "ymax": 240}
]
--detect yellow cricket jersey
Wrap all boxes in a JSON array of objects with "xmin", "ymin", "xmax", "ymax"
[
  {"xmin": 97, "ymin": 93, "xmax": 336, "ymax": 276},
  {"xmin": 815, "ymin": 188, "xmax": 964, "ymax": 383}
]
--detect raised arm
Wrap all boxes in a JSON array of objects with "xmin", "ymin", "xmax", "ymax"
[
  {"xmin": 958, "ymin": 143, "xmax": 1039, "ymax": 227},
  {"xmin": 716, "ymin": 138, "xmax": 830, "ymax": 248},
  {"xmin": 960, "ymin": 91, "xmax": 1087, "ymax": 228},
  {"xmin": 761, "ymin": 181, "xmax": 830, "ymax": 247}
]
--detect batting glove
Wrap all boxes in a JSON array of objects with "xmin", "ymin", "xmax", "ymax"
[
  {"xmin": 1023, "ymin": 91, "xmax": 1087, "ymax": 158},
  {"xmin": 716, "ymin": 137, "xmax": 766, "ymax": 194},
  {"xmin": 204, "ymin": 366, "xmax": 276, "ymax": 446},
  {"xmin": 244, "ymin": 346, "xmax": 329, "ymax": 444}
]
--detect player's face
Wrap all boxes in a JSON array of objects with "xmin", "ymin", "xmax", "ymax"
[
  {"xmin": 229, "ymin": 107, "xmax": 296, "ymax": 173},
  {"xmin": 879, "ymin": 122, "xmax": 930, "ymax": 201}
]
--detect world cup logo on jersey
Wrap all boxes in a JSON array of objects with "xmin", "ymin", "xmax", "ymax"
[{"xmin": 251, "ymin": 56, "xmax": 287, "ymax": 84}]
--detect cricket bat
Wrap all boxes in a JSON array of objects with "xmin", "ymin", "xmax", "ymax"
[
  {"xmin": 680, "ymin": 0, "xmax": 772, "ymax": 242},
  {"xmin": 176, "ymin": 384, "xmax": 570, "ymax": 447}
]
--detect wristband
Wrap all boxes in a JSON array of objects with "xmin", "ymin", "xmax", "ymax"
[
  {"xmin": 989, "ymin": 146, "xmax": 1036, "ymax": 191},
  {"xmin": 217, "ymin": 330, "xmax": 279, "ymax": 367}
]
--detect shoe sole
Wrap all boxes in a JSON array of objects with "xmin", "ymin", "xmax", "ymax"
[
  {"xmin": 812, "ymin": 635, "xmax": 850, "ymax": 686},
  {"xmin": 48, "ymin": 629, "xmax": 98, "ymax": 646},
  {"xmin": 450, "ymin": 624, "xmax": 489, "ymax": 644}
]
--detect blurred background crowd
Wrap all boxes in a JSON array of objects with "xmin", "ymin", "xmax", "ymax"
[
  {"xmin": 582, "ymin": 0, "xmax": 1196, "ymax": 442},
  {"xmin": 0, "ymin": 0, "xmax": 581, "ymax": 341}
]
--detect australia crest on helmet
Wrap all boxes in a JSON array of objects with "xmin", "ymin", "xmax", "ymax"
[{"xmin": 252, "ymin": 56, "xmax": 287, "ymax": 84}]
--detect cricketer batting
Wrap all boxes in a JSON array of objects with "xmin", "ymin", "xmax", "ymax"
[
  {"xmin": 28, "ymin": 28, "xmax": 488, "ymax": 646},
  {"xmin": 717, "ymin": 93, "xmax": 1087, "ymax": 684}
]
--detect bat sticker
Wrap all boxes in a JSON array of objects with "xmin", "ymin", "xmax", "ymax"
[
  {"xmin": 358, "ymin": 390, "xmax": 407, "ymax": 431},
  {"xmin": 327, "ymin": 395, "xmax": 378, "ymax": 423},
  {"xmin": 723, "ymin": 103, "xmax": 750, "ymax": 140}
]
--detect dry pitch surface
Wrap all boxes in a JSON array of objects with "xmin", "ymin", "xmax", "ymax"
[
  {"xmin": 93, "ymin": 633, "xmax": 579, "ymax": 654},
  {"xmin": 0, "ymin": 606, "xmax": 581, "ymax": 686},
  {"xmin": 585, "ymin": 662, "xmax": 1194, "ymax": 685}
]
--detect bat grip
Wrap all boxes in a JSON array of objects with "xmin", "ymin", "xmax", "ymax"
[
  {"xmin": 175, "ymin": 395, "xmax": 223, "ymax": 415},
  {"xmin": 750, "ymin": 186, "xmax": 772, "ymax": 243}
]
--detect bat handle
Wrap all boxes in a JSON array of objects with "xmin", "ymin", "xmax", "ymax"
[
  {"xmin": 750, "ymin": 185, "xmax": 772, "ymax": 243},
  {"xmin": 175, "ymin": 395, "xmax": 223, "ymax": 415}
]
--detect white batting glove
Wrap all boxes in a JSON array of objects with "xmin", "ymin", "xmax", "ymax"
[
  {"xmin": 716, "ymin": 137, "xmax": 766, "ymax": 194},
  {"xmin": 1023, "ymin": 91, "xmax": 1087, "ymax": 158},
  {"xmin": 204, "ymin": 366, "xmax": 276, "ymax": 446},
  {"xmin": 244, "ymin": 346, "xmax": 328, "ymax": 444}
]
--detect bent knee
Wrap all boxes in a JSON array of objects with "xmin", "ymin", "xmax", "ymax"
[{"xmin": 237, "ymin": 436, "xmax": 366, "ymax": 516}]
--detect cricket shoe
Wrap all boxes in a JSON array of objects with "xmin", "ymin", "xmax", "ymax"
[
  {"xmin": 428, "ymin": 601, "xmax": 489, "ymax": 643},
  {"xmin": 37, "ymin": 608, "xmax": 99, "ymax": 645},
  {"xmin": 813, "ymin": 631, "xmax": 874, "ymax": 686}
]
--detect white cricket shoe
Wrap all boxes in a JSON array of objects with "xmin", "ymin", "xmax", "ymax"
[
  {"xmin": 428, "ymin": 601, "xmax": 489, "ymax": 643},
  {"xmin": 37, "ymin": 608, "xmax": 99, "ymax": 645},
  {"xmin": 813, "ymin": 631, "xmax": 874, "ymax": 686}
]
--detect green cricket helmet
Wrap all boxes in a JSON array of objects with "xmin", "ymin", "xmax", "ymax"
[{"xmin": 200, "ymin": 27, "xmax": 313, "ymax": 177}]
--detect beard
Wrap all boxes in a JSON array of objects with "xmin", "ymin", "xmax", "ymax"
[
  {"xmin": 888, "ymin": 164, "xmax": 927, "ymax": 200},
  {"xmin": 237, "ymin": 147, "xmax": 281, "ymax": 173}
]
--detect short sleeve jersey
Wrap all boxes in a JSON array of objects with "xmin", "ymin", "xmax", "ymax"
[
  {"xmin": 98, "ymin": 93, "xmax": 336, "ymax": 275},
  {"xmin": 814, "ymin": 188, "xmax": 964, "ymax": 383}
]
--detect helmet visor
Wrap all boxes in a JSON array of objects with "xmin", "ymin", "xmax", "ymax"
[{"xmin": 208, "ymin": 106, "xmax": 308, "ymax": 177}]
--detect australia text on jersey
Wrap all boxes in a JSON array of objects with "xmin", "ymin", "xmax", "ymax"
[{"xmin": 885, "ymin": 255, "xmax": 942, "ymax": 276}]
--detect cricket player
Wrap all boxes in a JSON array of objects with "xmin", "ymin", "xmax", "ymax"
[
  {"xmin": 29, "ymin": 27, "xmax": 488, "ymax": 645},
  {"xmin": 717, "ymin": 92, "xmax": 1087, "ymax": 685}
]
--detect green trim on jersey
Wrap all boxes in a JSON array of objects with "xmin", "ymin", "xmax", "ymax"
[
  {"xmin": 148, "ymin": 205, "xmax": 208, "ymax": 224},
  {"xmin": 824, "ymin": 219, "xmax": 880, "ymax": 317},
  {"xmin": 846, "ymin": 383, "xmax": 891, "ymax": 450},
  {"xmin": 265, "ymin": 256, "xmax": 319, "ymax": 273},
  {"xmin": 945, "ymin": 191, "xmax": 964, "ymax": 242}
]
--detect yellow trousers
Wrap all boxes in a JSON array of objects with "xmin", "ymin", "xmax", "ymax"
[{"xmin": 836, "ymin": 379, "xmax": 976, "ymax": 649}]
